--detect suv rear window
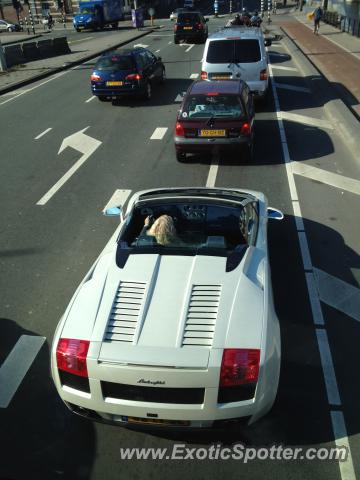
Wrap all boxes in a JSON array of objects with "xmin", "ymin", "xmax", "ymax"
[
  {"xmin": 206, "ymin": 39, "xmax": 261, "ymax": 63},
  {"xmin": 95, "ymin": 55, "xmax": 135, "ymax": 70},
  {"xmin": 177, "ymin": 12, "xmax": 200, "ymax": 22},
  {"xmin": 183, "ymin": 94, "xmax": 244, "ymax": 119}
]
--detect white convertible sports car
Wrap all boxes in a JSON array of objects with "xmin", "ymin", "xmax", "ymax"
[{"xmin": 51, "ymin": 187, "xmax": 282, "ymax": 428}]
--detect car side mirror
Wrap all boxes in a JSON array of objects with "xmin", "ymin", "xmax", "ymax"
[
  {"xmin": 157, "ymin": 56, "xmax": 162, "ymax": 61},
  {"xmin": 264, "ymin": 38, "xmax": 272, "ymax": 47},
  {"xmin": 267, "ymin": 207, "xmax": 283, "ymax": 220},
  {"xmin": 104, "ymin": 206, "xmax": 122, "ymax": 217}
]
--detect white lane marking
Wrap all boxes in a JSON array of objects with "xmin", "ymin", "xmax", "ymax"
[
  {"xmin": 280, "ymin": 111, "xmax": 334, "ymax": 130},
  {"xmin": 305, "ymin": 272, "xmax": 325, "ymax": 326},
  {"xmin": 168, "ymin": 41, "xmax": 172, "ymax": 44},
  {"xmin": 148, "ymin": 33, "xmax": 173, "ymax": 37},
  {"xmin": 292, "ymin": 199, "xmax": 305, "ymax": 231},
  {"xmin": 298, "ymin": 231, "xmax": 312, "ymax": 271},
  {"xmin": 0, "ymin": 70, "xmax": 69, "ymax": 106},
  {"xmin": 0, "ymin": 335, "xmax": 46, "ymax": 408},
  {"xmin": 190, "ymin": 73, "xmax": 199, "ymax": 79},
  {"xmin": 2, "ymin": 89, "xmax": 31, "ymax": 96},
  {"xmin": 274, "ymin": 82, "xmax": 311, "ymax": 93},
  {"xmin": 155, "ymin": 49, "xmax": 161, "ymax": 53},
  {"xmin": 102, "ymin": 189, "xmax": 132, "ymax": 213},
  {"xmin": 150, "ymin": 127, "xmax": 168, "ymax": 140},
  {"xmin": 85, "ymin": 95, "xmax": 96, "ymax": 103},
  {"xmin": 314, "ymin": 268, "xmax": 360, "ymax": 322},
  {"xmin": 331, "ymin": 411, "xmax": 356, "ymax": 480},
  {"xmin": 292, "ymin": 163, "xmax": 360, "ymax": 196},
  {"xmin": 68, "ymin": 36, "xmax": 93, "ymax": 44},
  {"xmin": 133, "ymin": 43, "xmax": 149, "ymax": 48},
  {"xmin": 316, "ymin": 329, "xmax": 342, "ymax": 406},
  {"xmin": 174, "ymin": 93, "xmax": 184, "ymax": 102},
  {"xmin": 34, "ymin": 127, "xmax": 52, "ymax": 140},
  {"xmin": 271, "ymin": 65, "xmax": 298, "ymax": 72},
  {"xmin": 185, "ymin": 44, "xmax": 195, "ymax": 52},
  {"xmin": 37, "ymin": 127, "xmax": 102, "ymax": 205},
  {"xmin": 206, "ymin": 156, "xmax": 219, "ymax": 188},
  {"xmin": 270, "ymin": 49, "xmax": 356, "ymax": 480}
]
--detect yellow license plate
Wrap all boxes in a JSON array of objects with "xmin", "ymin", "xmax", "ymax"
[
  {"xmin": 106, "ymin": 81, "xmax": 123, "ymax": 86},
  {"xmin": 200, "ymin": 129, "xmax": 226, "ymax": 137},
  {"xmin": 126, "ymin": 416, "xmax": 190, "ymax": 426},
  {"xmin": 184, "ymin": 26, "xmax": 192, "ymax": 29}
]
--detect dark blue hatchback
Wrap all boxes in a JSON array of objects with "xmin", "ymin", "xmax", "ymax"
[{"xmin": 90, "ymin": 48, "xmax": 166, "ymax": 102}]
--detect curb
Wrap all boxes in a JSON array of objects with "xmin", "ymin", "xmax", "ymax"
[
  {"xmin": 0, "ymin": 28, "xmax": 158, "ymax": 96},
  {"xmin": 279, "ymin": 26, "xmax": 359, "ymax": 162}
]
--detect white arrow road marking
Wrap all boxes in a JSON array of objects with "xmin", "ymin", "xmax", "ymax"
[
  {"xmin": 314, "ymin": 268, "xmax": 360, "ymax": 322},
  {"xmin": 185, "ymin": 44, "xmax": 194, "ymax": 52},
  {"xmin": 133, "ymin": 43, "xmax": 149, "ymax": 48},
  {"xmin": 102, "ymin": 189, "xmax": 132, "ymax": 213},
  {"xmin": 271, "ymin": 65, "xmax": 298, "ymax": 72},
  {"xmin": 36, "ymin": 127, "xmax": 102, "ymax": 205},
  {"xmin": 190, "ymin": 73, "xmax": 199, "ymax": 79},
  {"xmin": 279, "ymin": 111, "xmax": 333, "ymax": 130},
  {"xmin": 35, "ymin": 127, "xmax": 53, "ymax": 140},
  {"xmin": 292, "ymin": 163, "xmax": 360, "ymax": 196},
  {"xmin": 174, "ymin": 93, "xmax": 184, "ymax": 102},
  {"xmin": 0, "ymin": 335, "xmax": 46, "ymax": 408},
  {"xmin": 274, "ymin": 82, "xmax": 311, "ymax": 93},
  {"xmin": 150, "ymin": 127, "xmax": 168, "ymax": 140}
]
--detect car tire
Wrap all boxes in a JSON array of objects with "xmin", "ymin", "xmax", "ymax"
[
  {"xmin": 159, "ymin": 68, "xmax": 166, "ymax": 84},
  {"xmin": 97, "ymin": 96, "xmax": 108, "ymax": 102},
  {"xmin": 174, "ymin": 37, "xmax": 180, "ymax": 44},
  {"xmin": 76, "ymin": 28, "xmax": 81, "ymax": 32},
  {"xmin": 8, "ymin": 27, "xmax": 13, "ymax": 32},
  {"xmin": 176, "ymin": 151, "xmax": 187, "ymax": 162},
  {"xmin": 143, "ymin": 81, "xmax": 152, "ymax": 100}
]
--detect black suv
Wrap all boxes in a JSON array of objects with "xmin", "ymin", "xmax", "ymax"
[{"xmin": 174, "ymin": 11, "xmax": 209, "ymax": 44}]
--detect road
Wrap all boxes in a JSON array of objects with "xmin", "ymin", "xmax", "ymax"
[{"xmin": 0, "ymin": 11, "xmax": 359, "ymax": 480}]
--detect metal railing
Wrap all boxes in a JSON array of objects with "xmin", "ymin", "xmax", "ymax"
[{"xmin": 323, "ymin": 10, "xmax": 360, "ymax": 37}]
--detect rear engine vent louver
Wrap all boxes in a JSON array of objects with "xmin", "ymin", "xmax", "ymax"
[
  {"xmin": 182, "ymin": 285, "xmax": 221, "ymax": 347},
  {"xmin": 105, "ymin": 281, "xmax": 146, "ymax": 343}
]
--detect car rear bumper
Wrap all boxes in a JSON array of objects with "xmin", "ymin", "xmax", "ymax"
[
  {"xmin": 91, "ymin": 85, "xmax": 144, "ymax": 97},
  {"xmin": 175, "ymin": 30, "xmax": 204, "ymax": 40},
  {"xmin": 174, "ymin": 136, "xmax": 251, "ymax": 153}
]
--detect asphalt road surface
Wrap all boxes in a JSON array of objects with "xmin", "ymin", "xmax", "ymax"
[{"xmin": 0, "ymin": 13, "xmax": 359, "ymax": 480}]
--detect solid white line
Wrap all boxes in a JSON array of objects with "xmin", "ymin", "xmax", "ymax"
[
  {"xmin": 206, "ymin": 157, "xmax": 219, "ymax": 188},
  {"xmin": 305, "ymin": 272, "xmax": 325, "ymax": 326},
  {"xmin": 292, "ymin": 163, "xmax": 360, "ymax": 196},
  {"xmin": 331, "ymin": 411, "xmax": 356, "ymax": 480},
  {"xmin": 68, "ymin": 36, "xmax": 93, "ymax": 44},
  {"xmin": 150, "ymin": 127, "xmax": 168, "ymax": 140},
  {"xmin": 155, "ymin": 49, "xmax": 161, "ymax": 53},
  {"xmin": 102, "ymin": 189, "xmax": 132, "ymax": 213},
  {"xmin": 0, "ymin": 70, "xmax": 69, "ymax": 106},
  {"xmin": 270, "ymin": 65, "xmax": 298, "ymax": 72},
  {"xmin": 280, "ymin": 111, "xmax": 334, "ymax": 130},
  {"xmin": 292, "ymin": 200, "xmax": 305, "ymax": 231},
  {"xmin": 185, "ymin": 44, "xmax": 195, "ymax": 52},
  {"xmin": 298, "ymin": 231, "xmax": 312, "ymax": 271},
  {"xmin": 85, "ymin": 95, "xmax": 96, "ymax": 103},
  {"xmin": 0, "ymin": 335, "xmax": 46, "ymax": 408},
  {"xmin": 34, "ymin": 127, "xmax": 52, "ymax": 140},
  {"xmin": 190, "ymin": 73, "xmax": 199, "ymax": 79},
  {"xmin": 168, "ymin": 41, "xmax": 172, "ymax": 44},
  {"xmin": 314, "ymin": 268, "xmax": 360, "ymax": 322},
  {"xmin": 274, "ymin": 82, "xmax": 311, "ymax": 93},
  {"xmin": 316, "ymin": 329, "xmax": 342, "ymax": 406}
]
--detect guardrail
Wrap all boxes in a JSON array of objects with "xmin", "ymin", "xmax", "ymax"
[{"xmin": 323, "ymin": 10, "xmax": 360, "ymax": 37}]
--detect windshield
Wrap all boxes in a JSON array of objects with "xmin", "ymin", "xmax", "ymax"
[
  {"xmin": 79, "ymin": 7, "xmax": 94, "ymax": 13},
  {"xmin": 117, "ymin": 199, "xmax": 258, "ymax": 258},
  {"xmin": 207, "ymin": 39, "xmax": 261, "ymax": 63},
  {"xmin": 183, "ymin": 94, "xmax": 244, "ymax": 119}
]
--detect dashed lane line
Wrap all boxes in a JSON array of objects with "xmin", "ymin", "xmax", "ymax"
[
  {"xmin": 34, "ymin": 127, "xmax": 52, "ymax": 140},
  {"xmin": 185, "ymin": 44, "xmax": 195, "ymax": 52},
  {"xmin": 85, "ymin": 95, "xmax": 96, "ymax": 103},
  {"xmin": 68, "ymin": 36, "xmax": 94, "ymax": 44},
  {"xmin": 0, "ymin": 335, "xmax": 46, "ymax": 408},
  {"xmin": 150, "ymin": 127, "xmax": 168, "ymax": 140}
]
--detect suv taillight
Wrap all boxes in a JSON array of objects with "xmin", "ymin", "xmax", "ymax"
[
  {"xmin": 196, "ymin": 22, "xmax": 203, "ymax": 29},
  {"xmin": 175, "ymin": 122, "xmax": 185, "ymax": 137},
  {"xmin": 90, "ymin": 74, "xmax": 101, "ymax": 81},
  {"xmin": 125, "ymin": 73, "xmax": 141, "ymax": 81},
  {"xmin": 260, "ymin": 69, "xmax": 268, "ymax": 81},
  {"xmin": 201, "ymin": 71, "xmax": 208, "ymax": 80},
  {"xmin": 219, "ymin": 349, "xmax": 260, "ymax": 387},
  {"xmin": 241, "ymin": 122, "xmax": 251, "ymax": 135},
  {"xmin": 56, "ymin": 338, "xmax": 90, "ymax": 378}
]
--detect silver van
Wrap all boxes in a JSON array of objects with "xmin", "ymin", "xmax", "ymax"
[{"xmin": 201, "ymin": 27, "xmax": 270, "ymax": 99}]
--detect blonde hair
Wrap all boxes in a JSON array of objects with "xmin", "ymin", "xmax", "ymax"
[{"xmin": 147, "ymin": 215, "xmax": 179, "ymax": 246}]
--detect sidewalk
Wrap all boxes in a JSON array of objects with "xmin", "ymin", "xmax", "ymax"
[
  {"xmin": 0, "ymin": 24, "xmax": 160, "ymax": 94},
  {"xmin": 278, "ymin": 12, "xmax": 360, "ymax": 118}
]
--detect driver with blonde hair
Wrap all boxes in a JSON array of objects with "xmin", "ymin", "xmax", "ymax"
[{"xmin": 144, "ymin": 215, "xmax": 182, "ymax": 246}]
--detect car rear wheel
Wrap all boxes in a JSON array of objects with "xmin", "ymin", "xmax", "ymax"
[
  {"xmin": 160, "ymin": 68, "xmax": 166, "ymax": 84},
  {"xmin": 174, "ymin": 37, "xmax": 180, "ymax": 44},
  {"xmin": 97, "ymin": 95, "xmax": 108, "ymax": 102},
  {"xmin": 176, "ymin": 151, "xmax": 187, "ymax": 162}
]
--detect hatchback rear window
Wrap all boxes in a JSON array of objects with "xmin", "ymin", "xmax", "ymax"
[
  {"xmin": 95, "ymin": 56, "xmax": 135, "ymax": 71},
  {"xmin": 183, "ymin": 94, "xmax": 244, "ymax": 119},
  {"xmin": 206, "ymin": 39, "xmax": 261, "ymax": 63},
  {"xmin": 178, "ymin": 13, "xmax": 200, "ymax": 22}
]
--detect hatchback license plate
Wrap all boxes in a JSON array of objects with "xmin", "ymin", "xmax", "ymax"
[
  {"xmin": 106, "ymin": 81, "xmax": 123, "ymax": 86},
  {"xmin": 184, "ymin": 26, "xmax": 192, "ymax": 29},
  {"xmin": 199, "ymin": 129, "xmax": 226, "ymax": 137}
]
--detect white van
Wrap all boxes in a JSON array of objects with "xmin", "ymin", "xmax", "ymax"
[{"xmin": 201, "ymin": 27, "xmax": 270, "ymax": 99}]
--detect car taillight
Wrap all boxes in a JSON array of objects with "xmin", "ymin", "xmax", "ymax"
[
  {"xmin": 196, "ymin": 22, "xmax": 203, "ymax": 29},
  {"xmin": 90, "ymin": 74, "xmax": 101, "ymax": 81},
  {"xmin": 220, "ymin": 349, "xmax": 260, "ymax": 387},
  {"xmin": 56, "ymin": 338, "xmax": 90, "ymax": 378},
  {"xmin": 125, "ymin": 73, "xmax": 141, "ymax": 81},
  {"xmin": 200, "ymin": 70, "xmax": 208, "ymax": 80},
  {"xmin": 175, "ymin": 122, "xmax": 185, "ymax": 137},
  {"xmin": 241, "ymin": 122, "xmax": 251, "ymax": 135},
  {"xmin": 260, "ymin": 69, "xmax": 268, "ymax": 81}
]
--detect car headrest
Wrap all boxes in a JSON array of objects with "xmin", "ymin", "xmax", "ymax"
[{"xmin": 136, "ymin": 235, "xmax": 157, "ymax": 247}]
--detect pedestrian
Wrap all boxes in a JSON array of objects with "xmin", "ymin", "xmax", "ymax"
[{"xmin": 313, "ymin": 6, "xmax": 323, "ymax": 34}]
